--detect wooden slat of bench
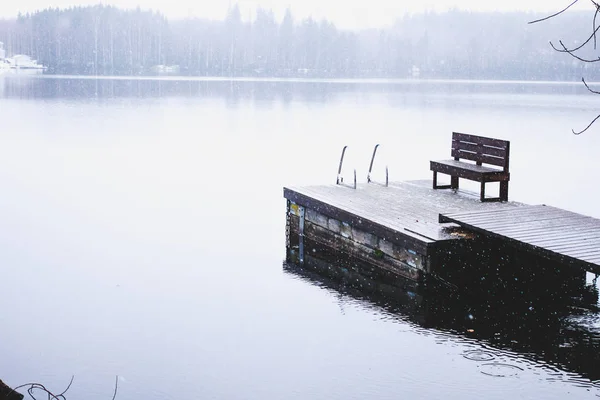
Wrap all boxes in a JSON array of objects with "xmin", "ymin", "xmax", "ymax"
[
  {"xmin": 430, "ymin": 161, "xmax": 509, "ymax": 183},
  {"xmin": 451, "ymin": 141, "xmax": 508, "ymax": 158},
  {"xmin": 453, "ymin": 132, "xmax": 509, "ymax": 149},
  {"xmin": 451, "ymin": 150, "xmax": 507, "ymax": 167}
]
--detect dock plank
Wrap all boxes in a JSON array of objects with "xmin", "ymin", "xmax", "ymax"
[
  {"xmin": 440, "ymin": 205, "xmax": 600, "ymax": 273},
  {"xmin": 526, "ymin": 235, "xmax": 600, "ymax": 248}
]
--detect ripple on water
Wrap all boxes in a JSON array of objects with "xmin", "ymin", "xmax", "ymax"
[
  {"xmin": 480, "ymin": 363, "xmax": 524, "ymax": 378},
  {"xmin": 463, "ymin": 349, "xmax": 495, "ymax": 362}
]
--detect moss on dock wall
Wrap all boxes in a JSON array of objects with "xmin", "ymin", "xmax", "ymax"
[{"xmin": 287, "ymin": 203, "xmax": 426, "ymax": 282}]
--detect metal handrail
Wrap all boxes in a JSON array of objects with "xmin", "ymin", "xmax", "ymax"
[
  {"xmin": 336, "ymin": 145, "xmax": 347, "ymax": 185},
  {"xmin": 367, "ymin": 144, "xmax": 389, "ymax": 187},
  {"xmin": 336, "ymin": 145, "xmax": 356, "ymax": 189}
]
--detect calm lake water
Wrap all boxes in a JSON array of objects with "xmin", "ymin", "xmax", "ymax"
[{"xmin": 0, "ymin": 75, "xmax": 599, "ymax": 399}]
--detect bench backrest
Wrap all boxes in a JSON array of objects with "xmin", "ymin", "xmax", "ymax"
[{"xmin": 452, "ymin": 132, "xmax": 510, "ymax": 171}]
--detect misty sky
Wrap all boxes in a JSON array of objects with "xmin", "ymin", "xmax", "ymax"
[{"xmin": 0, "ymin": 0, "xmax": 590, "ymax": 29}]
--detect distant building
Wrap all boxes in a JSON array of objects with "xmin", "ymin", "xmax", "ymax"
[
  {"xmin": 150, "ymin": 64, "xmax": 181, "ymax": 75},
  {"xmin": 410, "ymin": 65, "xmax": 420, "ymax": 79}
]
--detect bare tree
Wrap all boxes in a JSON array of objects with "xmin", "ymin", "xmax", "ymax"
[
  {"xmin": 530, "ymin": 0, "xmax": 600, "ymax": 134},
  {"xmin": 2, "ymin": 376, "xmax": 119, "ymax": 400}
]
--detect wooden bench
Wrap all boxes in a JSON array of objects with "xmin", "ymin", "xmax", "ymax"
[{"xmin": 430, "ymin": 132, "xmax": 510, "ymax": 202}]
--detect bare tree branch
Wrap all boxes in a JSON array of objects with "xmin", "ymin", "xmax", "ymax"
[
  {"xmin": 111, "ymin": 376, "xmax": 118, "ymax": 400},
  {"xmin": 56, "ymin": 377, "xmax": 74, "ymax": 399},
  {"xmin": 573, "ymin": 113, "xmax": 600, "ymax": 134},
  {"xmin": 574, "ymin": 78, "xmax": 600, "ymax": 133},
  {"xmin": 592, "ymin": 2, "xmax": 599, "ymax": 48},
  {"xmin": 8, "ymin": 383, "xmax": 61, "ymax": 400},
  {"xmin": 550, "ymin": 40, "xmax": 600, "ymax": 61},
  {"xmin": 582, "ymin": 77, "xmax": 600, "ymax": 94},
  {"xmin": 530, "ymin": 0, "xmax": 600, "ymax": 134},
  {"xmin": 551, "ymin": 22, "xmax": 600, "ymax": 53},
  {"xmin": 528, "ymin": 0, "xmax": 580, "ymax": 24}
]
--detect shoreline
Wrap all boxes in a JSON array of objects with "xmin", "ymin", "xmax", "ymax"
[{"xmin": 3, "ymin": 74, "xmax": 599, "ymax": 86}]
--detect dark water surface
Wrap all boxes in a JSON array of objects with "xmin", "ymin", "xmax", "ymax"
[{"xmin": 0, "ymin": 76, "xmax": 599, "ymax": 399}]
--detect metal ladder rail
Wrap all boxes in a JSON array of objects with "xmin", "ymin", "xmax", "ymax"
[
  {"xmin": 336, "ymin": 145, "xmax": 356, "ymax": 189},
  {"xmin": 367, "ymin": 144, "xmax": 388, "ymax": 187}
]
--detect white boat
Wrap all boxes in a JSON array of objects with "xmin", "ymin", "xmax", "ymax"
[
  {"xmin": 0, "ymin": 43, "xmax": 46, "ymax": 75},
  {"xmin": 6, "ymin": 54, "xmax": 46, "ymax": 74}
]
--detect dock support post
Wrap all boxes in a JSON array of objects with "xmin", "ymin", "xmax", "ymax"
[{"xmin": 299, "ymin": 205, "xmax": 305, "ymax": 264}]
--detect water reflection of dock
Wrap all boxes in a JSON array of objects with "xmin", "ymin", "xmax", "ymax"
[{"xmin": 283, "ymin": 248, "xmax": 600, "ymax": 383}]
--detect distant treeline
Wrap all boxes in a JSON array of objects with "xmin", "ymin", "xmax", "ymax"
[{"xmin": 0, "ymin": 4, "xmax": 596, "ymax": 80}]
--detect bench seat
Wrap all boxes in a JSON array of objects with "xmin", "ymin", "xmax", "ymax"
[{"xmin": 429, "ymin": 159, "xmax": 509, "ymax": 182}]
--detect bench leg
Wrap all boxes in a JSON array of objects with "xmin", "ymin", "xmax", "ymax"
[
  {"xmin": 480, "ymin": 181, "xmax": 486, "ymax": 202},
  {"xmin": 451, "ymin": 176, "xmax": 459, "ymax": 190},
  {"xmin": 432, "ymin": 171, "xmax": 452, "ymax": 189},
  {"xmin": 500, "ymin": 181, "xmax": 509, "ymax": 202}
]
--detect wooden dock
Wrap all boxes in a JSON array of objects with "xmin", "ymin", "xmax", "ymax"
[
  {"xmin": 440, "ymin": 206, "xmax": 600, "ymax": 274},
  {"xmin": 284, "ymin": 179, "xmax": 599, "ymax": 284}
]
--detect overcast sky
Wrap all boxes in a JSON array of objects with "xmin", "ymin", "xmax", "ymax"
[{"xmin": 0, "ymin": 0, "xmax": 590, "ymax": 29}]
